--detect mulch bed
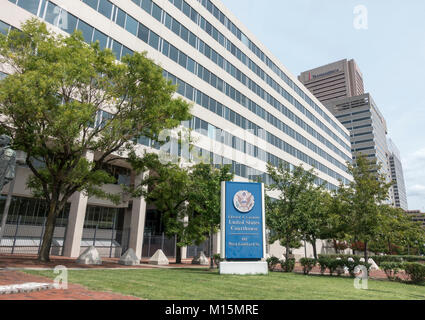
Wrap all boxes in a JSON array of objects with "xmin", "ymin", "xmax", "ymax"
[{"xmin": 0, "ymin": 253, "xmax": 208, "ymax": 270}]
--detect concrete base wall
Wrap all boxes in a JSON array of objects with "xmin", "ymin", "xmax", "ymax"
[{"xmin": 220, "ymin": 261, "xmax": 268, "ymax": 275}]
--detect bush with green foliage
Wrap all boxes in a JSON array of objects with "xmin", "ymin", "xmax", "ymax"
[
  {"xmin": 280, "ymin": 258, "xmax": 296, "ymax": 273},
  {"xmin": 300, "ymin": 258, "xmax": 316, "ymax": 275},
  {"xmin": 341, "ymin": 257, "xmax": 360, "ymax": 277},
  {"xmin": 318, "ymin": 254, "xmax": 362, "ymax": 260},
  {"xmin": 404, "ymin": 263, "xmax": 425, "ymax": 284},
  {"xmin": 317, "ymin": 256, "xmax": 331, "ymax": 275},
  {"xmin": 380, "ymin": 262, "xmax": 404, "ymax": 281},
  {"xmin": 370, "ymin": 255, "xmax": 425, "ymax": 266},
  {"xmin": 370, "ymin": 255, "xmax": 403, "ymax": 265},
  {"xmin": 333, "ymin": 259, "xmax": 346, "ymax": 276},
  {"xmin": 266, "ymin": 256, "xmax": 280, "ymax": 271},
  {"xmin": 213, "ymin": 254, "xmax": 223, "ymax": 268}
]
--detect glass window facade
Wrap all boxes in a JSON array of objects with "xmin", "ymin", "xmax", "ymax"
[{"xmin": 7, "ymin": 0, "xmax": 351, "ymax": 189}]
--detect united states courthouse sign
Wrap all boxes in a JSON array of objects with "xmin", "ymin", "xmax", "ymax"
[{"xmin": 220, "ymin": 182, "xmax": 267, "ymax": 274}]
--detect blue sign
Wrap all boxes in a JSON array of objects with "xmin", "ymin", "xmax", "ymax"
[{"xmin": 221, "ymin": 182, "xmax": 265, "ymax": 261}]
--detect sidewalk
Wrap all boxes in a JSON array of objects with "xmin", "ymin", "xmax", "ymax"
[
  {"xmin": 0, "ymin": 270, "xmax": 141, "ymax": 300},
  {"xmin": 0, "ymin": 253, "xmax": 210, "ymax": 300}
]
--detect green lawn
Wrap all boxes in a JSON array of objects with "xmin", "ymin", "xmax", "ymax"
[{"xmin": 24, "ymin": 268, "xmax": 425, "ymax": 300}]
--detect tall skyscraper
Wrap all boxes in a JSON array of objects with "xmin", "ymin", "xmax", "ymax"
[
  {"xmin": 298, "ymin": 59, "xmax": 364, "ymax": 104},
  {"xmin": 324, "ymin": 94, "xmax": 391, "ymax": 179},
  {"xmin": 300, "ymin": 60, "xmax": 399, "ymax": 206},
  {"xmin": 0, "ymin": 0, "xmax": 352, "ymax": 259},
  {"xmin": 387, "ymin": 138, "xmax": 408, "ymax": 210}
]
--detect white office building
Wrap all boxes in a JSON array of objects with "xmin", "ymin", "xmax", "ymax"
[{"xmin": 0, "ymin": 0, "xmax": 352, "ymax": 260}]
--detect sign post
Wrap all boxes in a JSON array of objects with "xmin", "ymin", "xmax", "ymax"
[{"xmin": 219, "ymin": 181, "xmax": 268, "ymax": 275}]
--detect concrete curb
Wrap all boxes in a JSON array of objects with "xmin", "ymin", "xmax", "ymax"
[{"xmin": 0, "ymin": 282, "xmax": 55, "ymax": 295}]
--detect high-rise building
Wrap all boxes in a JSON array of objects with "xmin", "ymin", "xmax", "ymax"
[
  {"xmin": 324, "ymin": 94, "xmax": 393, "ymax": 191},
  {"xmin": 299, "ymin": 60, "xmax": 399, "ymax": 205},
  {"xmin": 0, "ymin": 0, "xmax": 352, "ymax": 259},
  {"xmin": 387, "ymin": 138, "xmax": 408, "ymax": 210},
  {"xmin": 298, "ymin": 59, "xmax": 364, "ymax": 104},
  {"xmin": 406, "ymin": 210, "xmax": 425, "ymax": 228}
]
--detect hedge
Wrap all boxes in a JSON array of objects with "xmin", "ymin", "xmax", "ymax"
[
  {"xmin": 299, "ymin": 258, "xmax": 316, "ymax": 275},
  {"xmin": 318, "ymin": 254, "xmax": 425, "ymax": 266},
  {"xmin": 404, "ymin": 263, "xmax": 425, "ymax": 284}
]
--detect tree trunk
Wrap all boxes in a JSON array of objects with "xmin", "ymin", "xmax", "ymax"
[
  {"xmin": 312, "ymin": 237, "xmax": 317, "ymax": 260},
  {"xmin": 285, "ymin": 237, "xmax": 290, "ymax": 262},
  {"xmin": 209, "ymin": 227, "xmax": 214, "ymax": 269},
  {"xmin": 175, "ymin": 235, "xmax": 181, "ymax": 264},
  {"xmin": 388, "ymin": 239, "xmax": 391, "ymax": 255},
  {"xmin": 38, "ymin": 200, "xmax": 59, "ymax": 262},
  {"xmin": 333, "ymin": 239, "xmax": 339, "ymax": 254},
  {"xmin": 364, "ymin": 241, "xmax": 368, "ymax": 266}
]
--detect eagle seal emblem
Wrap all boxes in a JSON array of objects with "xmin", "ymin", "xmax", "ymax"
[{"xmin": 233, "ymin": 190, "xmax": 255, "ymax": 213}]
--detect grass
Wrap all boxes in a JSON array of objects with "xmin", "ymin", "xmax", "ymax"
[{"xmin": 24, "ymin": 268, "xmax": 425, "ymax": 300}]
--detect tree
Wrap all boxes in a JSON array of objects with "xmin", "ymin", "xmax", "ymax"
[
  {"xmin": 130, "ymin": 152, "xmax": 234, "ymax": 265},
  {"xmin": 297, "ymin": 184, "xmax": 332, "ymax": 259},
  {"xmin": 0, "ymin": 19, "xmax": 191, "ymax": 261},
  {"xmin": 186, "ymin": 163, "xmax": 233, "ymax": 268},
  {"xmin": 130, "ymin": 153, "xmax": 192, "ymax": 264},
  {"xmin": 339, "ymin": 154, "xmax": 392, "ymax": 263},
  {"xmin": 324, "ymin": 190, "xmax": 351, "ymax": 254},
  {"xmin": 265, "ymin": 162, "xmax": 315, "ymax": 262}
]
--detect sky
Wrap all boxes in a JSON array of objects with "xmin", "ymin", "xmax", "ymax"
[{"xmin": 221, "ymin": 0, "xmax": 425, "ymax": 211}]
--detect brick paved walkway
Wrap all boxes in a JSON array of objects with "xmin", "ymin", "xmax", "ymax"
[
  {"xmin": 0, "ymin": 254, "xmax": 210, "ymax": 300},
  {"xmin": 0, "ymin": 270, "xmax": 141, "ymax": 300}
]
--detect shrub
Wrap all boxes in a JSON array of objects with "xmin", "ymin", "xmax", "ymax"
[
  {"xmin": 370, "ymin": 255, "xmax": 403, "ymax": 266},
  {"xmin": 213, "ymin": 254, "xmax": 223, "ymax": 268},
  {"xmin": 266, "ymin": 256, "xmax": 280, "ymax": 271},
  {"xmin": 342, "ymin": 257, "xmax": 361, "ymax": 277},
  {"xmin": 334, "ymin": 259, "xmax": 346, "ymax": 276},
  {"xmin": 370, "ymin": 255, "xmax": 425, "ymax": 266},
  {"xmin": 380, "ymin": 262, "xmax": 404, "ymax": 281},
  {"xmin": 399, "ymin": 255, "xmax": 425, "ymax": 263},
  {"xmin": 300, "ymin": 258, "xmax": 316, "ymax": 275},
  {"xmin": 317, "ymin": 256, "xmax": 331, "ymax": 275},
  {"xmin": 328, "ymin": 259, "xmax": 340, "ymax": 276},
  {"xmin": 404, "ymin": 263, "xmax": 425, "ymax": 284},
  {"xmin": 280, "ymin": 258, "xmax": 295, "ymax": 273}
]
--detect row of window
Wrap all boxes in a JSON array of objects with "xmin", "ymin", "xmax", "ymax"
[
  {"xmin": 351, "ymin": 131, "xmax": 373, "ymax": 138},
  {"xmin": 0, "ymin": 195, "xmax": 124, "ymax": 230},
  {"xmin": 76, "ymin": 0, "xmax": 351, "ymax": 163},
  {"xmin": 0, "ymin": 14, "xmax": 348, "ymax": 187},
  {"xmin": 3, "ymin": 2, "xmax": 349, "ymax": 184},
  {"xmin": 95, "ymin": 101, "xmax": 342, "ymax": 190},
  {"xmin": 351, "ymin": 139, "xmax": 374, "ymax": 145},
  {"xmin": 162, "ymin": 70, "xmax": 349, "ymax": 184},
  {"xmin": 336, "ymin": 109, "xmax": 371, "ymax": 119},
  {"xmin": 193, "ymin": 0, "xmax": 350, "ymax": 141},
  {"xmin": 7, "ymin": 0, "xmax": 350, "ymax": 150},
  {"xmin": 166, "ymin": 0, "xmax": 351, "ymax": 154},
  {"xmin": 134, "ymin": 126, "xmax": 339, "ymax": 191},
  {"xmin": 22, "ymin": 0, "xmax": 350, "ymax": 171},
  {"xmin": 0, "ymin": 196, "xmax": 70, "ymax": 227},
  {"xmin": 352, "ymin": 146, "xmax": 375, "ymax": 152}
]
